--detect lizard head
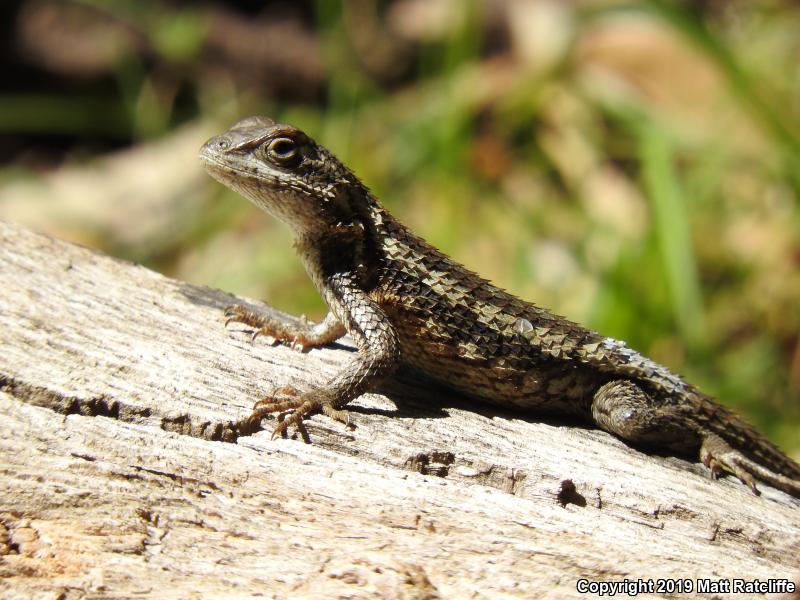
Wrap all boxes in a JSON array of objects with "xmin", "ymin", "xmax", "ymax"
[{"xmin": 199, "ymin": 116, "xmax": 368, "ymax": 236}]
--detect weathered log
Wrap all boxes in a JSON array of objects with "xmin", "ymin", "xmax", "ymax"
[{"xmin": 0, "ymin": 220, "xmax": 797, "ymax": 599}]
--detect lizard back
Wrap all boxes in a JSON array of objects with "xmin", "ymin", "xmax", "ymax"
[{"xmin": 370, "ymin": 208, "xmax": 800, "ymax": 480}]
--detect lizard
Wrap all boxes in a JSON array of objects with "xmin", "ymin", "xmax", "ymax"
[{"xmin": 198, "ymin": 115, "xmax": 800, "ymax": 499}]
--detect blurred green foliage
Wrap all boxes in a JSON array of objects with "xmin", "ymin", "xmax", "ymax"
[{"xmin": 1, "ymin": 0, "xmax": 798, "ymax": 452}]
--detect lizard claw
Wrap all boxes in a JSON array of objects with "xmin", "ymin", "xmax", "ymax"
[
  {"xmin": 224, "ymin": 304, "xmax": 292, "ymax": 347},
  {"xmin": 238, "ymin": 386, "xmax": 352, "ymax": 443},
  {"xmin": 224, "ymin": 304, "xmax": 259, "ymax": 330},
  {"xmin": 289, "ymin": 337, "xmax": 308, "ymax": 352},
  {"xmin": 700, "ymin": 434, "xmax": 760, "ymax": 495},
  {"xmin": 272, "ymin": 404, "xmax": 318, "ymax": 443},
  {"xmin": 250, "ymin": 329, "xmax": 279, "ymax": 345},
  {"xmin": 223, "ymin": 304, "xmax": 241, "ymax": 328},
  {"xmin": 223, "ymin": 305, "xmax": 319, "ymax": 351},
  {"xmin": 224, "ymin": 304, "xmax": 247, "ymax": 322}
]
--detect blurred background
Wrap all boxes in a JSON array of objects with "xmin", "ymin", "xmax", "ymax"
[{"xmin": 1, "ymin": 0, "xmax": 798, "ymax": 455}]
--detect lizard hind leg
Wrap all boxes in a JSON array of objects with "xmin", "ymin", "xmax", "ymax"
[
  {"xmin": 700, "ymin": 433, "xmax": 800, "ymax": 497},
  {"xmin": 590, "ymin": 379, "xmax": 693, "ymax": 452},
  {"xmin": 592, "ymin": 381, "xmax": 800, "ymax": 497}
]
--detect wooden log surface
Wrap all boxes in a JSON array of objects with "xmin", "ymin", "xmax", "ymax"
[{"xmin": 0, "ymin": 219, "xmax": 798, "ymax": 599}]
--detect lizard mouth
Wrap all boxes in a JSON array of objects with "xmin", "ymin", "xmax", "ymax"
[
  {"xmin": 197, "ymin": 153, "xmax": 268, "ymax": 206},
  {"xmin": 198, "ymin": 151, "xmax": 258, "ymax": 184}
]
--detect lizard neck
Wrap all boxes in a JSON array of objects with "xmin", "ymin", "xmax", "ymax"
[{"xmin": 293, "ymin": 188, "xmax": 388, "ymax": 295}]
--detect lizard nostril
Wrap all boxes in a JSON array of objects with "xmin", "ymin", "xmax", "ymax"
[{"xmin": 200, "ymin": 136, "xmax": 230, "ymax": 157}]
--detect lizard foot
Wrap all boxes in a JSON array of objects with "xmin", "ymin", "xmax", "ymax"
[
  {"xmin": 225, "ymin": 304, "xmax": 347, "ymax": 351},
  {"xmin": 238, "ymin": 386, "xmax": 352, "ymax": 443},
  {"xmin": 700, "ymin": 434, "xmax": 759, "ymax": 495},
  {"xmin": 224, "ymin": 304, "xmax": 311, "ymax": 350}
]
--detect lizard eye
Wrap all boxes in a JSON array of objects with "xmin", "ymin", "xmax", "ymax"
[{"xmin": 266, "ymin": 137, "xmax": 300, "ymax": 165}]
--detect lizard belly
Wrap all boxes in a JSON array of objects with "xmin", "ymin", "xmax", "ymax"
[{"xmin": 386, "ymin": 305, "xmax": 598, "ymax": 416}]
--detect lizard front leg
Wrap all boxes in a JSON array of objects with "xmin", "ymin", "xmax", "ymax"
[
  {"xmin": 225, "ymin": 305, "xmax": 345, "ymax": 350},
  {"xmin": 238, "ymin": 273, "xmax": 400, "ymax": 441}
]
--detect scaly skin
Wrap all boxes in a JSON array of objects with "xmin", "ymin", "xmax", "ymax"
[{"xmin": 199, "ymin": 116, "xmax": 800, "ymax": 498}]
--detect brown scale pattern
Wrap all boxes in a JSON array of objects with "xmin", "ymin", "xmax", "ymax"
[{"xmin": 199, "ymin": 116, "xmax": 800, "ymax": 496}]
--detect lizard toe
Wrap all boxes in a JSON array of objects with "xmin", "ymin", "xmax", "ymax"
[
  {"xmin": 700, "ymin": 434, "xmax": 760, "ymax": 495},
  {"xmin": 322, "ymin": 404, "xmax": 353, "ymax": 428},
  {"xmin": 271, "ymin": 399, "xmax": 322, "ymax": 442}
]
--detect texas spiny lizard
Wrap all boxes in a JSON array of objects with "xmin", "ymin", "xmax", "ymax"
[{"xmin": 199, "ymin": 116, "xmax": 800, "ymax": 498}]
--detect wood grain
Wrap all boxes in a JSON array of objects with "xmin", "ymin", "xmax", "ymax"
[{"xmin": 1, "ymin": 220, "xmax": 798, "ymax": 599}]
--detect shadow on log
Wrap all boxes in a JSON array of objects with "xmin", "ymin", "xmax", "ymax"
[{"xmin": 0, "ymin": 220, "xmax": 798, "ymax": 598}]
